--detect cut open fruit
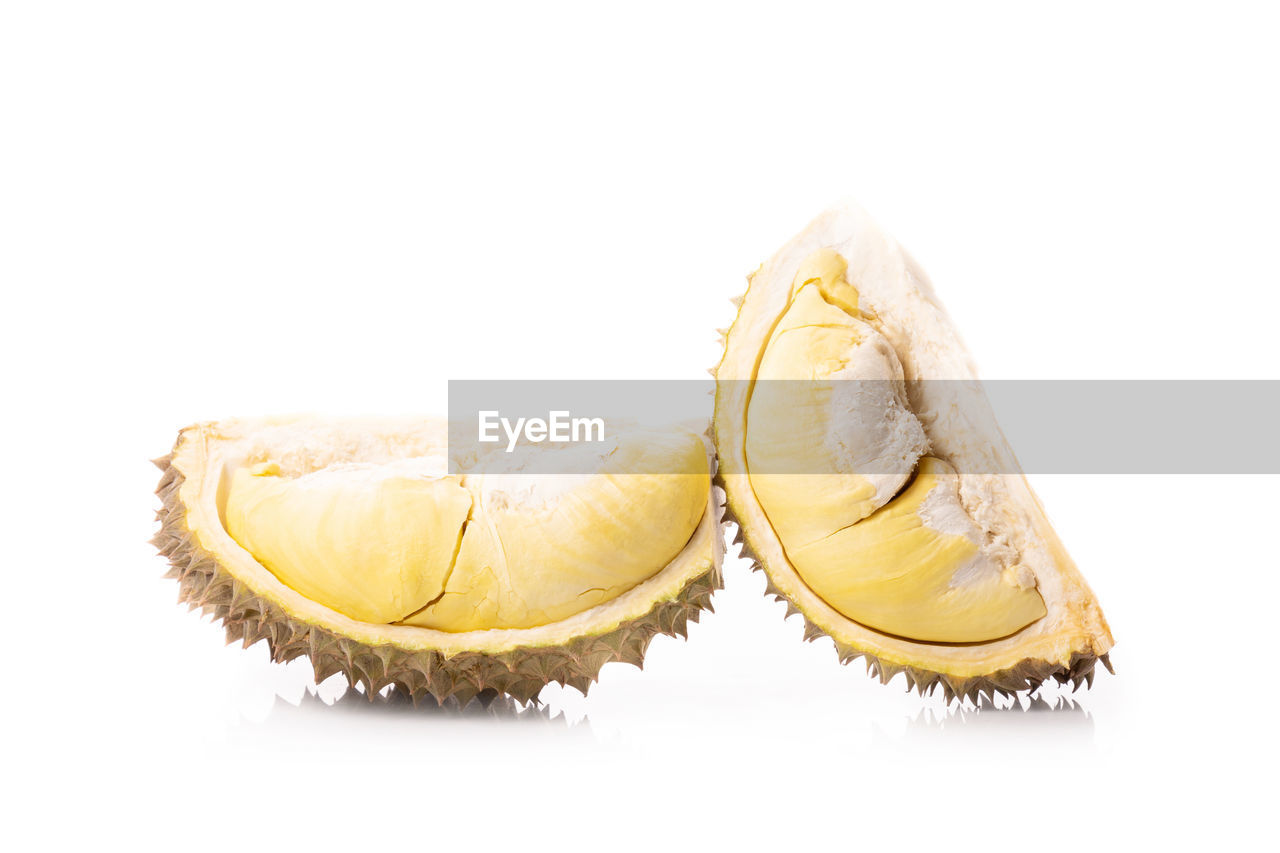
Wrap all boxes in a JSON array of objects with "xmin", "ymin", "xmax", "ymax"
[
  {"xmin": 154, "ymin": 417, "xmax": 722, "ymax": 705},
  {"xmin": 714, "ymin": 204, "xmax": 1113, "ymax": 701}
]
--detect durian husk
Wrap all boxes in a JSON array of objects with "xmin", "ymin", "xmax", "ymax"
[
  {"xmin": 153, "ymin": 418, "xmax": 723, "ymax": 706},
  {"xmin": 714, "ymin": 204, "xmax": 1113, "ymax": 703},
  {"xmin": 722, "ymin": 504, "xmax": 1109, "ymax": 704}
]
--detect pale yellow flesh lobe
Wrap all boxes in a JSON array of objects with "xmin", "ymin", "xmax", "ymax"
[
  {"xmin": 746, "ymin": 282, "xmax": 921, "ymax": 546},
  {"xmin": 746, "ymin": 251, "xmax": 1047, "ymax": 644},
  {"xmin": 224, "ymin": 430, "xmax": 710, "ymax": 633},
  {"xmin": 225, "ymin": 463, "xmax": 472, "ymax": 624},
  {"xmin": 788, "ymin": 457, "xmax": 1046, "ymax": 642}
]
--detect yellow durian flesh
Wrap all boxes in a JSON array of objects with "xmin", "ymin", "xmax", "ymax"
[
  {"xmin": 403, "ymin": 431, "xmax": 709, "ymax": 630},
  {"xmin": 224, "ymin": 428, "xmax": 709, "ymax": 632},
  {"xmin": 787, "ymin": 457, "xmax": 1046, "ymax": 643},
  {"xmin": 746, "ymin": 281, "xmax": 925, "ymax": 547},
  {"xmin": 225, "ymin": 461, "xmax": 471, "ymax": 624},
  {"xmin": 745, "ymin": 249, "xmax": 1046, "ymax": 644}
]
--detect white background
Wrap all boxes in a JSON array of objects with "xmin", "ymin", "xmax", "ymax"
[{"xmin": 3, "ymin": 3, "xmax": 1278, "ymax": 850}]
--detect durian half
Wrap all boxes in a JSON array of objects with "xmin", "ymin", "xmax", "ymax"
[
  {"xmin": 714, "ymin": 204, "xmax": 1113, "ymax": 702},
  {"xmin": 154, "ymin": 416, "xmax": 722, "ymax": 705}
]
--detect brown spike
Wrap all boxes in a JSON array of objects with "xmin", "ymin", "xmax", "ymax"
[
  {"xmin": 563, "ymin": 673, "xmax": 593, "ymax": 696},
  {"xmin": 448, "ymin": 679, "xmax": 482, "ymax": 709}
]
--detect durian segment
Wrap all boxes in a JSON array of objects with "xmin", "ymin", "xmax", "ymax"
[
  {"xmin": 225, "ymin": 461, "xmax": 471, "ymax": 624},
  {"xmin": 787, "ymin": 457, "xmax": 1046, "ymax": 643},
  {"xmin": 746, "ymin": 279, "xmax": 927, "ymax": 547},
  {"xmin": 787, "ymin": 247, "xmax": 863, "ymax": 315},
  {"xmin": 714, "ymin": 203, "xmax": 1113, "ymax": 695},
  {"xmin": 403, "ymin": 431, "xmax": 710, "ymax": 631},
  {"xmin": 224, "ymin": 426, "xmax": 709, "ymax": 632},
  {"xmin": 154, "ymin": 416, "xmax": 723, "ymax": 705},
  {"xmin": 745, "ymin": 255, "xmax": 1044, "ymax": 644}
]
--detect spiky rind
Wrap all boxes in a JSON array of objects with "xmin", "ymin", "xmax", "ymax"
[
  {"xmin": 720, "ymin": 495, "xmax": 1110, "ymax": 706},
  {"xmin": 153, "ymin": 454, "xmax": 722, "ymax": 707}
]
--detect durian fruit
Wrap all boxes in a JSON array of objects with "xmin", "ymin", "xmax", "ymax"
[
  {"xmin": 714, "ymin": 204, "xmax": 1113, "ymax": 702},
  {"xmin": 154, "ymin": 416, "xmax": 722, "ymax": 705}
]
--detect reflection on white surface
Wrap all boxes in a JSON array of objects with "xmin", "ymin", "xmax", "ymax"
[
  {"xmin": 897, "ymin": 694, "xmax": 1095, "ymax": 753},
  {"xmin": 234, "ymin": 662, "xmax": 1095, "ymax": 746}
]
